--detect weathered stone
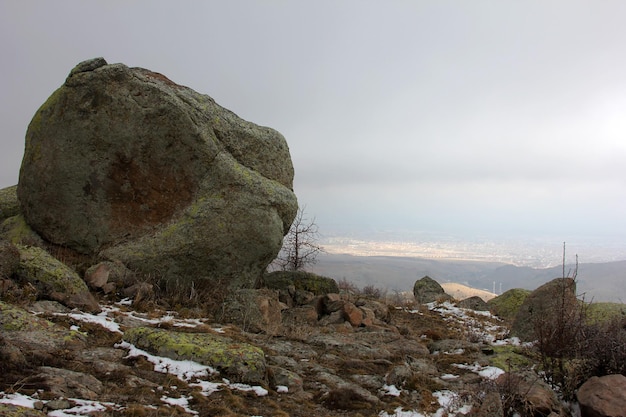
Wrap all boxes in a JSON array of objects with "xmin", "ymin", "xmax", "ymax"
[
  {"xmin": 487, "ymin": 288, "xmax": 531, "ymax": 322},
  {"xmin": 19, "ymin": 58, "xmax": 297, "ymax": 290},
  {"xmin": 323, "ymin": 293, "xmax": 345, "ymax": 314},
  {"xmin": 511, "ymin": 278, "xmax": 579, "ymax": 341},
  {"xmin": 385, "ymin": 364, "xmax": 413, "ymax": 387},
  {"xmin": 0, "ymin": 185, "xmax": 19, "ymax": 222},
  {"xmin": 282, "ymin": 305, "xmax": 318, "ymax": 327},
  {"xmin": 15, "ymin": 245, "xmax": 100, "ymax": 313},
  {"xmin": 0, "ymin": 404, "xmax": 47, "ymax": 417},
  {"xmin": 457, "ymin": 295, "xmax": 490, "ymax": 311},
  {"xmin": 221, "ymin": 288, "xmax": 282, "ymax": 334},
  {"xmin": 0, "ymin": 301, "xmax": 85, "ymax": 360},
  {"xmin": 496, "ymin": 372, "xmax": 564, "ymax": 416},
  {"xmin": 264, "ymin": 271, "xmax": 339, "ymax": 297},
  {"xmin": 356, "ymin": 298, "xmax": 390, "ymax": 323},
  {"xmin": 413, "ymin": 276, "xmax": 449, "ymax": 304},
  {"xmin": 342, "ymin": 302, "xmax": 363, "ymax": 327},
  {"xmin": 577, "ymin": 374, "xmax": 626, "ymax": 417},
  {"xmin": 24, "ymin": 367, "xmax": 102, "ymax": 400},
  {"xmin": 474, "ymin": 391, "xmax": 504, "ymax": 417},
  {"xmin": 0, "ymin": 214, "xmax": 44, "ymax": 246},
  {"xmin": 0, "ymin": 239, "xmax": 20, "ymax": 278},
  {"xmin": 123, "ymin": 326, "xmax": 266, "ymax": 384},
  {"xmin": 268, "ymin": 365, "xmax": 304, "ymax": 393}
]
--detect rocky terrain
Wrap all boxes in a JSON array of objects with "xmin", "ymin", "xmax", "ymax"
[{"xmin": 1, "ymin": 58, "xmax": 625, "ymax": 417}]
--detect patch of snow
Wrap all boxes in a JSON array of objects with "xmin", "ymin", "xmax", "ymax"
[
  {"xmin": 47, "ymin": 399, "xmax": 119, "ymax": 417},
  {"xmin": 440, "ymin": 373, "xmax": 460, "ymax": 380},
  {"xmin": 276, "ymin": 385, "xmax": 289, "ymax": 393},
  {"xmin": 225, "ymin": 380, "xmax": 268, "ymax": 397},
  {"xmin": 116, "ymin": 341, "xmax": 216, "ymax": 381},
  {"xmin": 161, "ymin": 395, "xmax": 198, "ymax": 415},
  {"xmin": 63, "ymin": 308, "xmax": 122, "ymax": 333},
  {"xmin": 382, "ymin": 384, "xmax": 402, "ymax": 396},
  {"xmin": 379, "ymin": 407, "xmax": 427, "ymax": 417},
  {"xmin": 116, "ymin": 298, "xmax": 133, "ymax": 306},
  {"xmin": 454, "ymin": 363, "xmax": 505, "ymax": 380},
  {"xmin": 0, "ymin": 391, "xmax": 37, "ymax": 408}
]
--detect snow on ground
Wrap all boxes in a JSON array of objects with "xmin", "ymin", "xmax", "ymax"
[
  {"xmin": 379, "ymin": 390, "xmax": 472, "ymax": 417},
  {"xmin": 0, "ymin": 393, "xmax": 123, "ymax": 416}
]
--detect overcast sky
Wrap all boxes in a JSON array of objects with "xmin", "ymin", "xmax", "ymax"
[{"xmin": 2, "ymin": 1, "xmax": 626, "ymax": 244}]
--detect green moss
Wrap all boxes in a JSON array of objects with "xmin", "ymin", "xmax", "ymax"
[
  {"xmin": 1, "ymin": 215, "xmax": 42, "ymax": 245},
  {"xmin": 0, "ymin": 185, "xmax": 19, "ymax": 221},
  {"xmin": 487, "ymin": 288, "xmax": 531, "ymax": 322},
  {"xmin": 16, "ymin": 245, "xmax": 89, "ymax": 295},
  {"xmin": 585, "ymin": 302, "xmax": 626, "ymax": 324},
  {"xmin": 123, "ymin": 327, "xmax": 266, "ymax": 383},
  {"xmin": 264, "ymin": 270, "xmax": 339, "ymax": 295},
  {"xmin": 0, "ymin": 301, "xmax": 55, "ymax": 332},
  {"xmin": 489, "ymin": 345, "xmax": 534, "ymax": 372}
]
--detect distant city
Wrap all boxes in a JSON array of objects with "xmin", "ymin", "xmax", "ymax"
[{"xmin": 320, "ymin": 230, "xmax": 626, "ymax": 268}]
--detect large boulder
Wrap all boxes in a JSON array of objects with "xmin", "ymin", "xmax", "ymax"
[
  {"xmin": 413, "ymin": 276, "xmax": 450, "ymax": 304},
  {"xmin": 577, "ymin": 374, "xmax": 626, "ymax": 417},
  {"xmin": 510, "ymin": 277, "xmax": 579, "ymax": 342},
  {"xmin": 487, "ymin": 288, "xmax": 531, "ymax": 322},
  {"xmin": 18, "ymin": 57, "xmax": 297, "ymax": 289}
]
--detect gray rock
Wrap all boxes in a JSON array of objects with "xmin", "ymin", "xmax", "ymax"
[
  {"xmin": 15, "ymin": 245, "xmax": 100, "ymax": 313},
  {"xmin": 0, "ymin": 185, "xmax": 19, "ymax": 222},
  {"xmin": 510, "ymin": 278, "xmax": 579, "ymax": 342},
  {"xmin": 458, "ymin": 295, "xmax": 490, "ymax": 311},
  {"xmin": 577, "ymin": 374, "xmax": 626, "ymax": 417},
  {"xmin": 25, "ymin": 366, "xmax": 103, "ymax": 400},
  {"xmin": 413, "ymin": 276, "xmax": 449, "ymax": 304},
  {"xmin": 123, "ymin": 326, "xmax": 266, "ymax": 384},
  {"xmin": 0, "ymin": 239, "xmax": 20, "ymax": 278},
  {"xmin": 18, "ymin": 58, "xmax": 297, "ymax": 290},
  {"xmin": 264, "ymin": 271, "xmax": 340, "ymax": 299},
  {"xmin": 221, "ymin": 288, "xmax": 283, "ymax": 334}
]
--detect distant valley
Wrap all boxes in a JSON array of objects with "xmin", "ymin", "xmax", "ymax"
[{"xmin": 311, "ymin": 252, "xmax": 626, "ymax": 303}]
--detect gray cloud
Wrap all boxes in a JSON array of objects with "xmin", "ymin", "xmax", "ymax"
[{"xmin": 2, "ymin": 1, "xmax": 626, "ymax": 240}]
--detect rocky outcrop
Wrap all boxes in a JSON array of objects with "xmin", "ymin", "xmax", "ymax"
[
  {"xmin": 0, "ymin": 185, "xmax": 19, "ymax": 222},
  {"xmin": 123, "ymin": 326, "xmax": 267, "ymax": 384},
  {"xmin": 487, "ymin": 288, "xmax": 531, "ymax": 322},
  {"xmin": 264, "ymin": 271, "xmax": 339, "ymax": 296},
  {"xmin": 15, "ymin": 245, "xmax": 100, "ymax": 313},
  {"xmin": 413, "ymin": 276, "xmax": 450, "ymax": 304},
  {"xmin": 221, "ymin": 288, "xmax": 283, "ymax": 334},
  {"xmin": 18, "ymin": 57, "xmax": 297, "ymax": 289},
  {"xmin": 510, "ymin": 278, "xmax": 579, "ymax": 341},
  {"xmin": 457, "ymin": 295, "xmax": 489, "ymax": 311},
  {"xmin": 577, "ymin": 374, "xmax": 626, "ymax": 417}
]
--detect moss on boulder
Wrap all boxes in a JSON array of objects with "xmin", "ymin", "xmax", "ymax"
[
  {"xmin": 264, "ymin": 270, "xmax": 339, "ymax": 295},
  {"xmin": 487, "ymin": 288, "xmax": 531, "ymax": 322},
  {"xmin": 0, "ymin": 301, "xmax": 85, "ymax": 357},
  {"xmin": 15, "ymin": 245, "xmax": 100, "ymax": 313},
  {"xmin": 0, "ymin": 185, "xmax": 20, "ymax": 222},
  {"xmin": 0, "ymin": 214, "xmax": 44, "ymax": 246},
  {"xmin": 123, "ymin": 327, "xmax": 266, "ymax": 384}
]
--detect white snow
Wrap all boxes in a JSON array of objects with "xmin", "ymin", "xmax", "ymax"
[
  {"xmin": 276, "ymin": 385, "xmax": 289, "ymax": 393},
  {"xmin": 161, "ymin": 395, "xmax": 198, "ymax": 415},
  {"xmin": 453, "ymin": 363, "xmax": 505, "ymax": 380},
  {"xmin": 116, "ymin": 340, "xmax": 216, "ymax": 381},
  {"xmin": 0, "ymin": 392, "xmax": 37, "ymax": 408},
  {"xmin": 382, "ymin": 384, "xmax": 402, "ymax": 396}
]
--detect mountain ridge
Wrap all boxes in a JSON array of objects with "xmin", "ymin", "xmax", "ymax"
[{"xmin": 311, "ymin": 253, "xmax": 626, "ymax": 302}]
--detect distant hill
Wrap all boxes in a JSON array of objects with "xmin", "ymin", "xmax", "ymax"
[
  {"xmin": 311, "ymin": 253, "xmax": 626, "ymax": 303},
  {"xmin": 440, "ymin": 282, "xmax": 497, "ymax": 301}
]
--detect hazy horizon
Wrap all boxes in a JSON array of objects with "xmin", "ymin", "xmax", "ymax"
[{"xmin": 2, "ymin": 2, "xmax": 626, "ymax": 246}]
